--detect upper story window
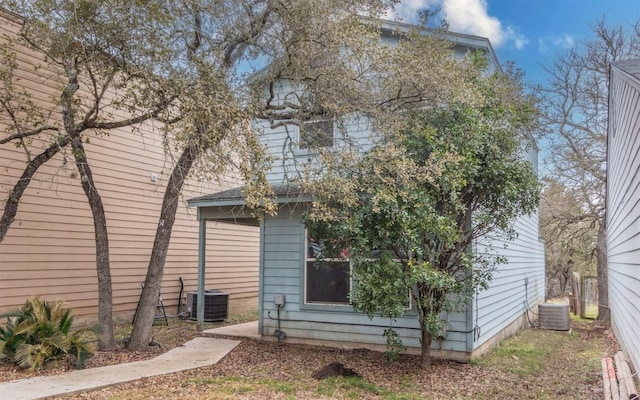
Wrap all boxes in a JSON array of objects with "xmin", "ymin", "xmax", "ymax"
[{"xmin": 299, "ymin": 118, "xmax": 334, "ymax": 151}]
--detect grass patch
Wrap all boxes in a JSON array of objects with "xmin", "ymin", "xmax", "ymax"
[
  {"xmin": 474, "ymin": 328, "xmax": 572, "ymax": 376},
  {"xmin": 255, "ymin": 378, "xmax": 297, "ymax": 394},
  {"xmin": 317, "ymin": 377, "xmax": 386, "ymax": 398},
  {"xmin": 181, "ymin": 376, "xmax": 296, "ymax": 396},
  {"xmin": 316, "ymin": 376, "xmax": 422, "ymax": 399},
  {"xmin": 49, "ymin": 317, "xmax": 612, "ymax": 400},
  {"xmin": 385, "ymin": 393, "xmax": 425, "ymax": 400},
  {"xmin": 471, "ymin": 319, "xmax": 609, "ymax": 399},
  {"xmin": 226, "ymin": 309, "xmax": 259, "ymax": 324},
  {"xmin": 570, "ymin": 306, "xmax": 598, "ymax": 320},
  {"xmin": 584, "ymin": 304, "xmax": 598, "ymax": 319}
]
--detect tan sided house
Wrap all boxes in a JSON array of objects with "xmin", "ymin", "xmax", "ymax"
[{"xmin": 0, "ymin": 9, "xmax": 259, "ymax": 322}]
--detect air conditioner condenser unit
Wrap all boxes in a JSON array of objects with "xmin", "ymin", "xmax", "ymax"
[
  {"xmin": 186, "ymin": 289, "xmax": 229, "ymax": 322},
  {"xmin": 538, "ymin": 303, "xmax": 570, "ymax": 331}
]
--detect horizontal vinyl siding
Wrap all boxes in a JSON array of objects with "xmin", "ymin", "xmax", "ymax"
[
  {"xmin": 0, "ymin": 146, "xmax": 259, "ymax": 318},
  {"xmin": 260, "ymin": 211, "xmax": 468, "ymax": 353},
  {"xmin": 256, "ymin": 113, "xmax": 373, "ymax": 184},
  {"xmin": 256, "ymin": 35, "xmax": 499, "ymax": 186},
  {"xmin": 473, "ymin": 211, "xmax": 545, "ymax": 350},
  {"xmin": 606, "ymin": 65, "xmax": 640, "ymax": 372},
  {"xmin": 0, "ymin": 15, "xmax": 258, "ymax": 320}
]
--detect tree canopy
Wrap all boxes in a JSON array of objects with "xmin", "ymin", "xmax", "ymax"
[
  {"xmin": 1, "ymin": 0, "xmax": 541, "ymax": 362},
  {"xmin": 541, "ymin": 18, "xmax": 640, "ymax": 321},
  {"xmin": 540, "ymin": 178, "xmax": 596, "ymax": 297},
  {"xmin": 304, "ymin": 61, "xmax": 541, "ymax": 369},
  {"xmin": 0, "ymin": 0, "xmax": 404, "ymax": 351}
]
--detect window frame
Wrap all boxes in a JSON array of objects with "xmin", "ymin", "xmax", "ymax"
[
  {"xmin": 297, "ymin": 117, "xmax": 335, "ymax": 153},
  {"xmin": 299, "ymin": 227, "xmax": 414, "ymax": 313},
  {"xmin": 302, "ymin": 229, "xmax": 352, "ymax": 308}
]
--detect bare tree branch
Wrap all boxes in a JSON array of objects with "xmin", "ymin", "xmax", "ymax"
[
  {"xmin": 0, "ymin": 125, "xmax": 59, "ymax": 145},
  {"xmin": 0, "ymin": 134, "xmax": 72, "ymax": 243}
]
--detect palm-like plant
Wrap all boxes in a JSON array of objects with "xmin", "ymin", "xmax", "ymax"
[{"xmin": 0, "ymin": 297, "xmax": 94, "ymax": 370}]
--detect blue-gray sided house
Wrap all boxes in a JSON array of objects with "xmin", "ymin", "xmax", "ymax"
[
  {"xmin": 189, "ymin": 20, "xmax": 545, "ymax": 362},
  {"xmin": 606, "ymin": 59, "xmax": 640, "ymax": 373}
]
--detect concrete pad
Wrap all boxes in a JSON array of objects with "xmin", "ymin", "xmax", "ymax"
[
  {"xmin": 0, "ymin": 338, "xmax": 240, "ymax": 400},
  {"xmin": 152, "ymin": 337, "xmax": 239, "ymax": 372},
  {"xmin": 202, "ymin": 320, "xmax": 260, "ymax": 339}
]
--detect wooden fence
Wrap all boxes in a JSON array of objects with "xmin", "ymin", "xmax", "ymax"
[{"xmin": 569, "ymin": 272, "xmax": 598, "ymax": 318}]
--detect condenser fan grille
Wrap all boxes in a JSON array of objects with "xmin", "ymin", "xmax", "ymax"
[
  {"xmin": 538, "ymin": 303, "xmax": 570, "ymax": 331},
  {"xmin": 186, "ymin": 290, "xmax": 229, "ymax": 322}
]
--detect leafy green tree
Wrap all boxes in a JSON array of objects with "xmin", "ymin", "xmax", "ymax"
[{"xmin": 304, "ymin": 65, "xmax": 540, "ymax": 369}]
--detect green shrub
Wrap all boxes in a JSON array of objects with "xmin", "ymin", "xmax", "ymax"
[
  {"xmin": 383, "ymin": 328, "xmax": 406, "ymax": 362},
  {"xmin": 0, "ymin": 297, "xmax": 94, "ymax": 370}
]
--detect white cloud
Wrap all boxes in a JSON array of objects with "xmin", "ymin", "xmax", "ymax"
[
  {"xmin": 553, "ymin": 34, "xmax": 575, "ymax": 49},
  {"xmin": 386, "ymin": 0, "xmax": 437, "ymax": 20},
  {"xmin": 389, "ymin": 0, "xmax": 528, "ymax": 50},
  {"xmin": 538, "ymin": 34, "xmax": 575, "ymax": 53},
  {"xmin": 505, "ymin": 26, "xmax": 529, "ymax": 50}
]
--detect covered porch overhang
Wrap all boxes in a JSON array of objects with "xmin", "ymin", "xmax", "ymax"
[{"xmin": 187, "ymin": 184, "xmax": 310, "ymax": 331}]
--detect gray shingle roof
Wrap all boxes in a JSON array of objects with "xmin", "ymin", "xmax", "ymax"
[{"xmin": 188, "ymin": 183, "xmax": 309, "ymax": 207}]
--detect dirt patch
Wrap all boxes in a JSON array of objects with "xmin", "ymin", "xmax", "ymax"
[
  {"xmin": 312, "ymin": 362, "xmax": 361, "ymax": 379},
  {"xmin": 573, "ymin": 321, "xmax": 610, "ymax": 339},
  {"xmin": 0, "ymin": 317, "xmax": 623, "ymax": 399},
  {"xmin": 0, "ymin": 318, "xmax": 217, "ymax": 383}
]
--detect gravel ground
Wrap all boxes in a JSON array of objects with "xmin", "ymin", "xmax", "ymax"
[{"xmin": 0, "ymin": 318, "xmax": 622, "ymax": 399}]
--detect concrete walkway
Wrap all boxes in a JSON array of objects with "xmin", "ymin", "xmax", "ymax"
[
  {"xmin": 0, "ymin": 337, "xmax": 240, "ymax": 400},
  {"xmin": 202, "ymin": 320, "xmax": 260, "ymax": 339}
]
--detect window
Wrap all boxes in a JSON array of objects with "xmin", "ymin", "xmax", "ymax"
[
  {"xmin": 305, "ymin": 234, "xmax": 351, "ymax": 305},
  {"xmin": 299, "ymin": 119, "xmax": 334, "ymax": 150}
]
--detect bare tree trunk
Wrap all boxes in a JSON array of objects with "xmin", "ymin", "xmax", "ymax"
[
  {"xmin": 416, "ymin": 297, "xmax": 432, "ymax": 370},
  {"xmin": 128, "ymin": 139, "xmax": 202, "ymax": 351},
  {"xmin": 0, "ymin": 136, "xmax": 71, "ymax": 244},
  {"xmin": 420, "ymin": 315, "xmax": 432, "ymax": 370},
  {"xmin": 71, "ymin": 136, "xmax": 115, "ymax": 350},
  {"xmin": 596, "ymin": 221, "xmax": 610, "ymax": 322},
  {"xmin": 560, "ymin": 267, "xmax": 569, "ymax": 295}
]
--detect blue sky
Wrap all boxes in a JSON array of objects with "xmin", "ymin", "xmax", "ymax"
[{"xmin": 389, "ymin": 0, "xmax": 640, "ymax": 85}]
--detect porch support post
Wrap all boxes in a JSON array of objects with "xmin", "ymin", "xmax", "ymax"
[{"xmin": 197, "ymin": 210, "xmax": 207, "ymax": 331}]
